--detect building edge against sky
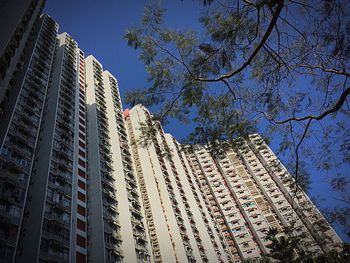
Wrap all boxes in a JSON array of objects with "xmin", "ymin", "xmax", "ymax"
[{"xmin": 0, "ymin": 1, "xmax": 344, "ymax": 263}]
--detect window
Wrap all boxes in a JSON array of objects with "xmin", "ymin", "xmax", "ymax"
[
  {"xmin": 79, "ymin": 141, "xmax": 85, "ymax": 148},
  {"xmin": 79, "ymin": 133, "xmax": 85, "ymax": 141},
  {"xmin": 78, "ymin": 169, "xmax": 85, "ymax": 178},
  {"xmin": 79, "ymin": 159, "xmax": 85, "ymax": 168},
  {"xmin": 79, "ymin": 125, "xmax": 85, "ymax": 133},
  {"xmin": 78, "ymin": 192, "xmax": 85, "ymax": 202},
  {"xmin": 79, "ymin": 149, "xmax": 85, "ymax": 158},
  {"xmin": 1, "ymin": 147, "xmax": 10, "ymax": 157},
  {"xmin": 77, "ymin": 235, "xmax": 86, "ymax": 248},
  {"xmin": 9, "ymin": 206, "xmax": 21, "ymax": 218},
  {"xmin": 77, "ymin": 205, "xmax": 85, "ymax": 216},
  {"xmin": 76, "ymin": 252, "xmax": 86, "ymax": 263},
  {"xmin": 77, "ymin": 219, "xmax": 86, "ymax": 231},
  {"xmin": 78, "ymin": 180, "xmax": 86, "ymax": 190},
  {"xmin": 62, "ymin": 212, "xmax": 70, "ymax": 223}
]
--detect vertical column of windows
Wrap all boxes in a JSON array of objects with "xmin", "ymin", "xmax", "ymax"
[
  {"xmin": 185, "ymin": 148, "xmax": 239, "ymax": 262},
  {"xmin": 249, "ymin": 134, "xmax": 341, "ymax": 250},
  {"xmin": 125, "ymin": 112, "xmax": 162, "ymax": 262},
  {"xmin": 173, "ymin": 141, "xmax": 226, "ymax": 263},
  {"xmin": 0, "ymin": 15, "xmax": 58, "ymax": 262},
  {"xmin": 75, "ymin": 50, "xmax": 87, "ymax": 263},
  {"xmin": 213, "ymin": 150, "xmax": 272, "ymax": 256},
  {"xmin": 198, "ymin": 148, "xmax": 262, "ymax": 259},
  {"xmin": 108, "ymin": 76, "xmax": 149, "ymax": 262},
  {"xmin": 158, "ymin": 128, "xmax": 209, "ymax": 262},
  {"xmin": 246, "ymin": 134, "xmax": 342, "ymax": 252},
  {"xmin": 143, "ymin": 112, "xmax": 195, "ymax": 262},
  {"xmin": 92, "ymin": 62, "xmax": 123, "ymax": 263},
  {"xmin": 39, "ymin": 34, "xmax": 77, "ymax": 262}
]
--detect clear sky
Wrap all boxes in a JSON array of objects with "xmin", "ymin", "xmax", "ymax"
[{"xmin": 44, "ymin": 1, "xmax": 349, "ymax": 243}]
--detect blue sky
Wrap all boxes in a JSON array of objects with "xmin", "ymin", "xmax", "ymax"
[{"xmin": 44, "ymin": 1, "xmax": 349, "ymax": 242}]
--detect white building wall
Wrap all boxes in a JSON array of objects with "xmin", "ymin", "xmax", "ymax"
[
  {"xmin": 127, "ymin": 105, "xmax": 179, "ymax": 263},
  {"xmin": 103, "ymin": 71, "xmax": 138, "ymax": 263}
]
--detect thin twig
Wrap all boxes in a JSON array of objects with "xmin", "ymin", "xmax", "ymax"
[
  {"xmin": 159, "ymin": 84, "xmax": 188, "ymax": 123},
  {"xmin": 294, "ymin": 119, "xmax": 312, "ymax": 194}
]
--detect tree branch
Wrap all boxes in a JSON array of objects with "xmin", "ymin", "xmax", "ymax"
[
  {"xmin": 197, "ymin": 0, "xmax": 285, "ymax": 82},
  {"xmin": 293, "ymin": 119, "xmax": 312, "ymax": 194},
  {"xmin": 274, "ymin": 86, "xmax": 350, "ymax": 124},
  {"xmin": 159, "ymin": 84, "xmax": 188, "ymax": 124},
  {"xmin": 149, "ymin": 37, "xmax": 194, "ymax": 77},
  {"xmin": 221, "ymin": 79, "xmax": 237, "ymax": 99},
  {"xmin": 299, "ymin": 64, "xmax": 350, "ymax": 77}
]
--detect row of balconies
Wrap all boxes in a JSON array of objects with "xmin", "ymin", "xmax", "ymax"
[
  {"xmin": 0, "ymin": 216, "xmax": 18, "ymax": 248},
  {"xmin": 0, "ymin": 145, "xmax": 31, "ymax": 174},
  {"xmin": 22, "ymin": 83, "xmax": 45, "ymax": 105},
  {"xmin": 97, "ymin": 112, "xmax": 108, "ymax": 126},
  {"xmin": 44, "ymin": 207, "xmax": 71, "ymax": 228},
  {"xmin": 58, "ymin": 97, "xmax": 74, "ymax": 113},
  {"xmin": 39, "ymin": 235, "xmax": 70, "ymax": 261},
  {"xmin": 51, "ymin": 154, "xmax": 72, "ymax": 172},
  {"xmin": 48, "ymin": 178, "xmax": 71, "ymax": 199},
  {"xmin": 58, "ymin": 93, "xmax": 75, "ymax": 111},
  {"xmin": 36, "ymin": 33, "xmax": 55, "ymax": 58},
  {"xmin": 55, "ymin": 121, "xmax": 74, "ymax": 138},
  {"xmin": 95, "ymin": 86, "xmax": 106, "ymax": 100},
  {"xmin": 103, "ymin": 209, "xmax": 119, "ymax": 223},
  {"xmin": 106, "ymin": 248, "xmax": 123, "ymax": 263},
  {"xmin": 51, "ymin": 160, "xmax": 72, "ymax": 177},
  {"xmin": 98, "ymin": 117, "xmax": 109, "ymax": 131}
]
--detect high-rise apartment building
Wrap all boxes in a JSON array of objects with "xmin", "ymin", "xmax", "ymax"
[
  {"xmin": 0, "ymin": 2, "xmax": 343, "ymax": 263},
  {"xmin": 125, "ymin": 105, "xmax": 343, "ymax": 263},
  {"xmin": 16, "ymin": 32, "xmax": 85, "ymax": 263},
  {"xmin": 125, "ymin": 105, "xmax": 231, "ymax": 263},
  {"xmin": 85, "ymin": 55, "xmax": 149, "ymax": 263},
  {"xmin": 0, "ymin": 11, "xmax": 58, "ymax": 262}
]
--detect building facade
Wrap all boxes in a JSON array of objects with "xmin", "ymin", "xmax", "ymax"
[
  {"xmin": 85, "ymin": 55, "xmax": 149, "ymax": 263},
  {"xmin": 0, "ymin": 12, "xmax": 58, "ymax": 262},
  {"xmin": 0, "ymin": 2, "xmax": 343, "ymax": 263},
  {"xmin": 125, "ymin": 105, "xmax": 230, "ymax": 263},
  {"xmin": 125, "ymin": 105, "xmax": 343, "ymax": 263}
]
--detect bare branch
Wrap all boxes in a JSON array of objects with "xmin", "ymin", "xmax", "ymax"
[
  {"xmin": 299, "ymin": 64, "xmax": 350, "ymax": 77},
  {"xmin": 221, "ymin": 79, "xmax": 237, "ymax": 99},
  {"xmin": 159, "ymin": 84, "xmax": 188, "ymax": 124},
  {"xmin": 274, "ymin": 86, "xmax": 350, "ymax": 124},
  {"xmin": 293, "ymin": 119, "xmax": 312, "ymax": 194}
]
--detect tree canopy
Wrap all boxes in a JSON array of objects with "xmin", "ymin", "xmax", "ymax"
[{"xmin": 124, "ymin": 0, "xmax": 350, "ymax": 239}]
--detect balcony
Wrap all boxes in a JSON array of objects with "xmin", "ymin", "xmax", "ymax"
[
  {"xmin": 103, "ymin": 209, "xmax": 118, "ymax": 222},
  {"xmin": 0, "ymin": 153, "xmax": 30, "ymax": 175},
  {"xmin": 103, "ymin": 191, "xmax": 116, "ymax": 204},
  {"xmin": 1, "ymin": 170, "xmax": 27, "ymax": 190},
  {"xmin": 0, "ymin": 225, "xmax": 16, "ymax": 248},
  {"xmin": 135, "ymin": 240, "xmax": 148, "ymax": 253}
]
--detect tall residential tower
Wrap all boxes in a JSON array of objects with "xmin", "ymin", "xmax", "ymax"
[
  {"xmin": 85, "ymin": 55, "xmax": 149, "ymax": 263},
  {"xmin": 0, "ymin": 13, "xmax": 58, "ymax": 262},
  {"xmin": 125, "ymin": 105, "xmax": 343, "ymax": 263}
]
